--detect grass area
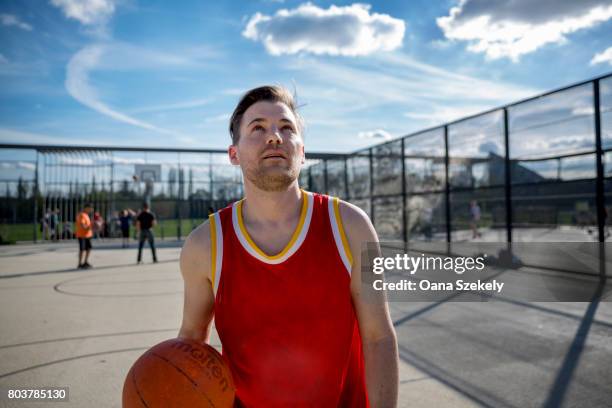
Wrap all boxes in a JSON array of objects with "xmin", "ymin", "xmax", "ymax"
[
  {"xmin": 153, "ymin": 218, "xmax": 206, "ymax": 240},
  {"xmin": 0, "ymin": 223, "xmax": 40, "ymax": 243},
  {"xmin": 0, "ymin": 218, "xmax": 207, "ymax": 244}
]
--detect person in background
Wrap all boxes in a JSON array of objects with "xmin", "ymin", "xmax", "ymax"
[
  {"xmin": 76, "ymin": 203, "xmax": 93, "ymax": 269},
  {"xmin": 92, "ymin": 211, "xmax": 104, "ymax": 240},
  {"xmin": 120, "ymin": 209, "xmax": 134, "ymax": 248},
  {"xmin": 470, "ymin": 200, "xmax": 482, "ymax": 239},
  {"xmin": 49, "ymin": 208, "xmax": 59, "ymax": 241},
  {"xmin": 62, "ymin": 222, "xmax": 73, "ymax": 240},
  {"xmin": 41, "ymin": 209, "xmax": 50, "ymax": 240},
  {"xmin": 136, "ymin": 203, "xmax": 158, "ymax": 264}
]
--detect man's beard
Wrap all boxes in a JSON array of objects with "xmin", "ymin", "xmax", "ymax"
[{"xmin": 245, "ymin": 160, "xmax": 299, "ymax": 192}]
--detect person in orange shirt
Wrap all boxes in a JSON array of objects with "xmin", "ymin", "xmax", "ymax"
[{"xmin": 76, "ymin": 203, "xmax": 94, "ymax": 269}]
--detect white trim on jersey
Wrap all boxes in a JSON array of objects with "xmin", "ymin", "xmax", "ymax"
[
  {"xmin": 328, "ymin": 196, "xmax": 353, "ymax": 276},
  {"xmin": 209, "ymin": 211, "xmax": 223, "ymax": 295},
  {"xmin": 232, "ymin": 190, "xmax": 314, "ymax": 265}
]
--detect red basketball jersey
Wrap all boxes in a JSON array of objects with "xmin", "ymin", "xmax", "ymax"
[{"xmin": 208, "ymin": 190, "xmax": 370, "ymax": 407}]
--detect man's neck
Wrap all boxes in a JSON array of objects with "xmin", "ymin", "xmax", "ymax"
[{"xmin": 242, "ymin": 181, "xmax": 302, "ymax": 225}]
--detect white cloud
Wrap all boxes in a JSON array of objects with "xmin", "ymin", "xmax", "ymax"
[
  {"xmin": 358, "ymin": 129, "xmax": 393, "ymax": 141},
  {"xmin": 437, "ymin": 0, "xmax": 612, "ymax": 61},
  {"xmin": 572, "ymin": 106, "xmax": 594, "ymax": 116},
  {"xmin": 0, "ymin": 53, "xmax": 7, "ymax": 64},
  {"xmin": 131, "ymin": 98, "xmax": 214, "ymax": 114},
  {"xmin": 112, "ymin": 157, "xmax": 146, "ymax": 165},
  {"xmin": 72, "ymin": 42, "xmax": 210, "ymax": 71},
  {"xmin": 429, "ymin": 39, "xmax": 453, "ymax": 50},
  {"xmin": 285, "ymin": 52, "xmax": 539, "ymax": 151},
  {"xmin": 65, "ymin": 44, "xmax": 193, "ymax": 138},
  {"xmin": 57, "ymin": 157, "xmax": 94, "ymax": 165},
  {"xmin": 0, "ymin": 128, "xmax": 79, "ymax": 145},
  {"xmin": 221, "ymin": 88, "xmax": 247, "ymax": 96},
  {"xmin": 203, "ymin": 113, "xmax": 230, "ymax": 123},
  {"xmin": 0, "ymin": 13, "xmax": 33, "ymax": 31},
  {"xmin": 0, "ymin": 162, "xmax": 36, "ymax": 171},
  {"xmin": 50, "ymin": 0, "xmax": 116, "ymax": 26},
  {"xmin": 591, "ymin": 47, "xmax": 612, "ymax": 66},
  {"xmin": 243, "ymin": 2, "xmax": 405, "ymax": 56},
  {"xmin": 404, "ymin": 104, "xmax": 492, "ymax": 125},
  {"xmin": 291, "ymin": 53, "xmax": 536, "ymax": 107}
]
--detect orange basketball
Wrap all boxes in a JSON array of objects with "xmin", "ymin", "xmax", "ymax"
[{"xmin": 123, "ymin": 338, "xmax": 235, "ymax": 408}]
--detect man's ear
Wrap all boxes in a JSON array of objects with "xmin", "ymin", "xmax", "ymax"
[{"xmin": 229, "ymin": 145, "xmax": 240, "ymax": 165}]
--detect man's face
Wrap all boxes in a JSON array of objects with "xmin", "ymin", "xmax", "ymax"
[{"xmin": 229, "ymin": 101, "xmax": 305, "ymax": 192}]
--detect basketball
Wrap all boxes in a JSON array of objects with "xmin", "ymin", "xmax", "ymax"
[{"xmin": 122, "ymin": 338, "xmax": 235, "ymax": 408}]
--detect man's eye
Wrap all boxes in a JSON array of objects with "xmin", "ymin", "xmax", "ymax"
[
  {"xmin": 252, "ymin": 125, "xmax": 264, "ymax": 132},
  {"xmin": 282, "ymin": 126, "xmax": 294, "ymax": 132}
]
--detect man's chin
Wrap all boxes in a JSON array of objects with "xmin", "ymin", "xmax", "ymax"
[
  {"xmin": 258, "ymin": 165, "xmax": 294, "ymax": 177},
  {"xmin": 247, "ymin": 170, "xmax": 298, "ymax": 192}
]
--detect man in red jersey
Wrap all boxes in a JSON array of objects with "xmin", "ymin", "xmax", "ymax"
[{"xmin": 178, "ymin": 85, "xmax": 398, "ymax": 407}]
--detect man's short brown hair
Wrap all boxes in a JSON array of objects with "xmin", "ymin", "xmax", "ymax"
[{"xmin": 229, "ymin": 85, "xmax": 303, "ymax": 145}]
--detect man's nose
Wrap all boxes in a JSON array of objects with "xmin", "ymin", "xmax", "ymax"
[{"xmin": 266, "ymin": 127, "xmax": 283, "ymax": 144}]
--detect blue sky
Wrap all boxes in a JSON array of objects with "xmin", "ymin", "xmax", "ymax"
[{"xmin": 0, "ymin": 0, "xmax": 611, "ymax": 154}]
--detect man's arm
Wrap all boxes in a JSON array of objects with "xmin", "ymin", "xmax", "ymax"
[
  {"xmin": 76, "ymin": 214, "xmax": 84, "ymax": 229},
  {"xmin": 81, "ymin": 216, "xmax": 91, "ymax": 231},
  {"xmin": 340, "ymin": 201, "xmax": 399, "ymax": 408},
  {"xmin": 150, "ymin": 212, "xmax": 157, "ymax": 228},
  {"xmin": 177, "ymin": 220, "xmax": 215, "ymax": 343}
]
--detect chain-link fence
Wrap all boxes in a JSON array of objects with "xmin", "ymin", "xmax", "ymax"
[
  {"xmin": 299, "ymin": 73, "xmax": 612, "ymax": 243},
  {"xmin": 1, "ymin": 73, "xmax": 611, "ymax": 244}
]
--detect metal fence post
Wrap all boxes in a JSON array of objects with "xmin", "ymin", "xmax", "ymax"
[
  {"xmin": 369, "ymin": 148, "xmax": 374, "ymax": 223},
  {"xmin": 177, "ymin": 153, "xmax": 182, "ymax": 240},
  {"xmin": 444, "ymin": 126, "xmax": 451, "ymax": 243},
  {"xmin": 209, "ymin": 152, "xmax": 214, "ymax": 209},
  {"xmin": 343, "ymin": 156, "xmax": 349, "ymax": 200},
  {"xmin": 110, "ymin": 151, "xmax": 115, "ymax": 234},
  {"xmin": 323, "ymin": 159, "xmax": 328, "ymax": 195},
  {"xmin": 401, "ymin": 137, "xmax": 407, "ymax": 247},
  {"xmin": 594, "ymin": 79, "xmax": 605, "ymax": 244},
  {"xmin": 33, "ymin": 150, "xmax": 39, "ymax": 242},
  {"xmin": 504, "ymin": 108, "xmax": 513, "ymax": 243}
]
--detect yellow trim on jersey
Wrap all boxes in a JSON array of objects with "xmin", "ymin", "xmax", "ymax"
[
  {"xmin": 333, "ymin": 197, "xmax": 354, "ymax": 267},
  {"xmin": 209, "ymin": 213, "xmax": 216, "ymax": 288},
  {"xmin": 236, "ymin": 190, "xmax": 309, "ymax": 260}
]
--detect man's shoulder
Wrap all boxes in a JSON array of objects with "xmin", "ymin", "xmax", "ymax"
[
  {"xmin": 335, "ymin": 198, "xmax": 377, "ymax": 245},
  {"xmin": 183, "ymin": 219, "xmax": 212, "ymax": 254},
  {"xmin": 336, "ymin": 198, "xmax": 371, "ymax": 226},
  {"xmin": 180, "ymin": 219, "xmax": 212, "ymax": 280},
  {"xmin": 307, "ymin": 192, "xmax": 372, "ymax": 230}
]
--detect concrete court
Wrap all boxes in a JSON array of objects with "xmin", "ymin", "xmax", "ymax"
[{"xmin": 0, "ymin": 240, "xmax": 610, "ymax": 408}]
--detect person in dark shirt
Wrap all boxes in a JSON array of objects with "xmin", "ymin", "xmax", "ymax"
[
  {"xmin": 119, "ymin": 209, "xmax": 134, "ymax": 248},
  {"xmin": 136, "ymin": 203, "xmax": 158, "ymax": 264}
]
